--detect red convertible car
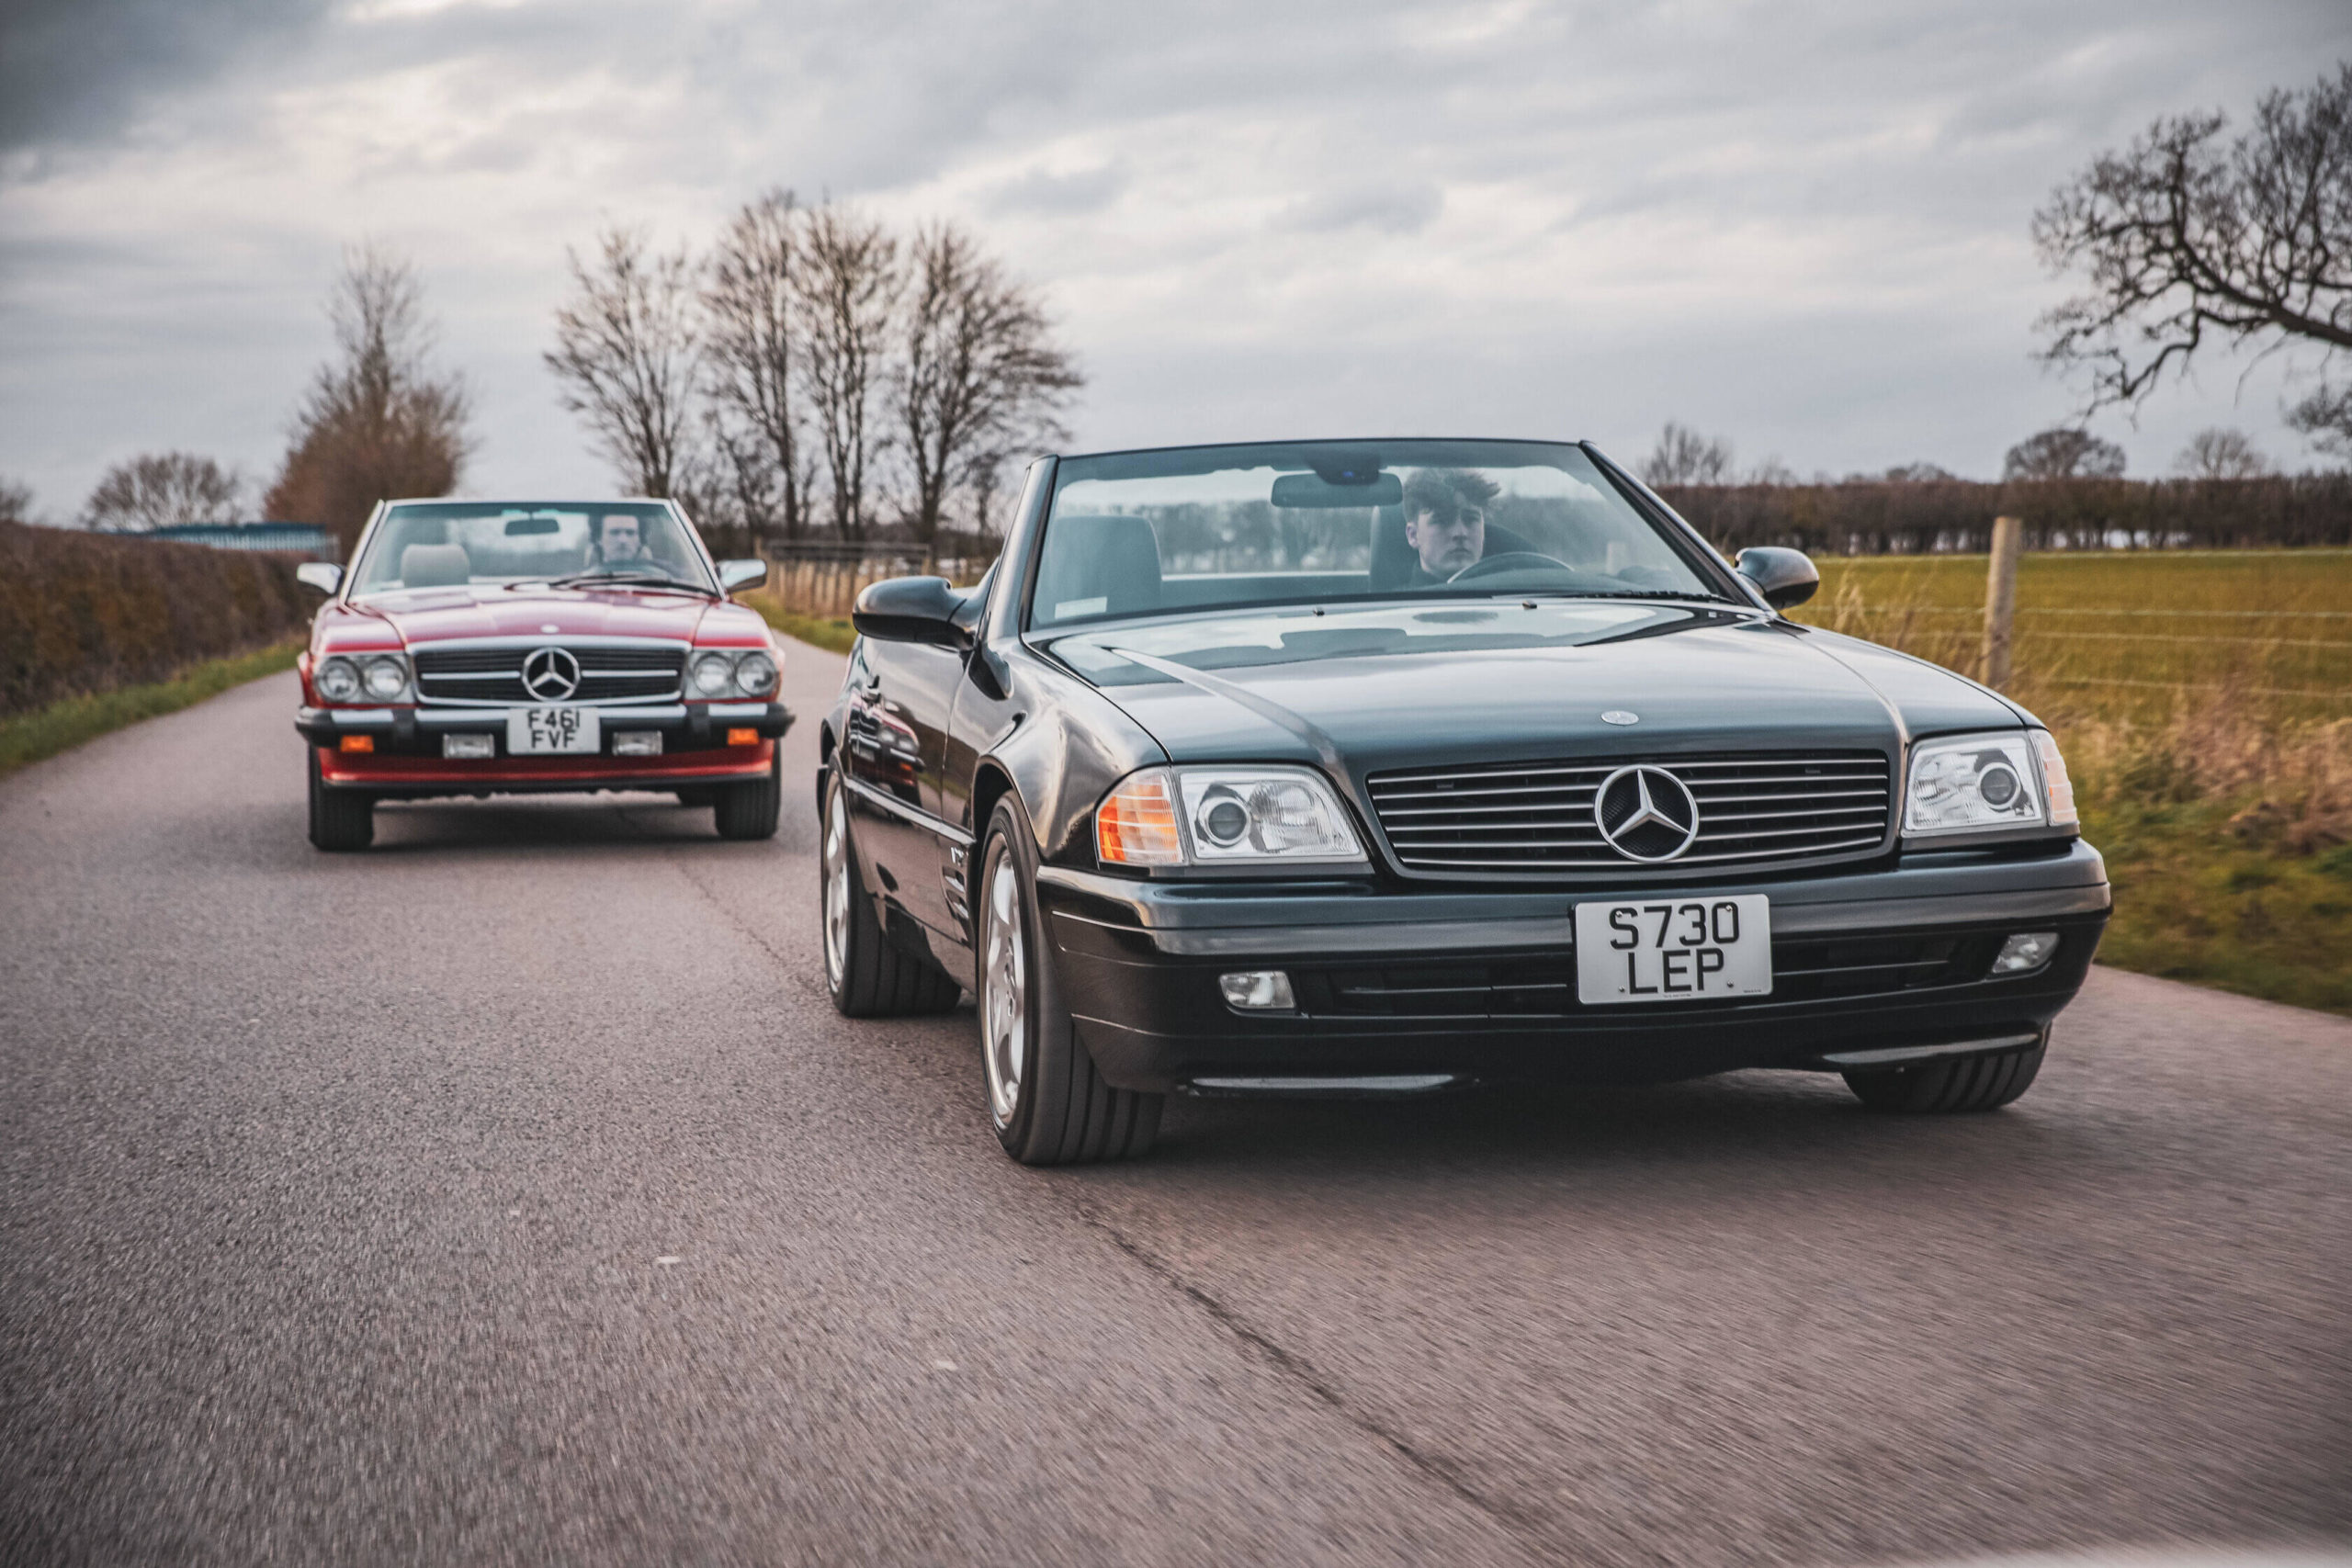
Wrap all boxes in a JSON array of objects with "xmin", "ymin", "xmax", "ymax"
[{"xmin": 292, "ymin": 499, "xmax": 791, "ymax": 850}]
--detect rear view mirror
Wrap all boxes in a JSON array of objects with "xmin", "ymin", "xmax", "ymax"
[
  {"xmin": 296, "ymin": 562, "xmax": 343, "ymax": 595},
  {"xmin": 1736, "ymin": 547, "xmax": 1820, "ymax": 610},
  {"xmin": 854, "ymin": 576, "xmax": 975, "ymax": 649},
  {"xmin": 1271, "ymin": 471, "xmax": 1404, "ymax": 509},
  {"xmin": 503, "ymin": 515, "xmax": 561, "ymax": 536},
  {"xmin": 718, "ymin": 558, "xmax": 768, "ymax": 593}
]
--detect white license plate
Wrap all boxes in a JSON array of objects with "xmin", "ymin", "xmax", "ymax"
[
  {"xmin": 507, "ymin": 707, "xmax": 600, "ymax": 755},
  {"xmin": 1574, "ymin": 895, "xmax": 1772, "ymax": 1004}
]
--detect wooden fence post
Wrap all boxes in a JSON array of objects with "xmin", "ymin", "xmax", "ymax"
[{"xmin": 1982, "ymin": 514, "xmax": 2022, "ymax": 690}]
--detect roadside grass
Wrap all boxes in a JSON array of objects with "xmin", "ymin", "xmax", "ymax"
[
  {"xmin": 0, "ymin": 637, "xmax": 304, "ymax": 780},
  {"xmin": 741, "ymin": 596, "xmax": 857, "ymax": 655},
  {"xmin": 1793, "ymin": 551, "xmax": 2352, "ymax": 1015}
]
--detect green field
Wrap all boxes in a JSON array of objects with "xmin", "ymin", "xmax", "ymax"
[{"xmin": 1795, "ymin": 551, "xmax": 2352, "ymax": 1014}]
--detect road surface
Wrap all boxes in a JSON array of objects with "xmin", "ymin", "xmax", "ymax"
[{"xmin": 3, "ymin": 643, "xmax": 2347, "ymax": 1566}]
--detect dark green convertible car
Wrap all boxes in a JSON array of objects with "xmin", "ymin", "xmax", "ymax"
[{"xmin": 818, "ymin": 439, "xmax": 2109, "ymax": 1164}]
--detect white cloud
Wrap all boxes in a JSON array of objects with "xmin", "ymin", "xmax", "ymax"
[{"xmin": 2, "ymin": 0, "xmax": 2348, "ymax": 519}]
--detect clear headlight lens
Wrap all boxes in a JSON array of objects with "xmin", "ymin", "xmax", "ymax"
[
  {"xmin": 734, "ymin": 650, "xmax": 779, "ymax": 696},
  {"xmin": 314, "ymin": 657, "xmax": 361, "ymax": 703},
  {"xmin": 361, "ymin": 656, "xmax": 410, "ymax": 700},
  {"xmin": 1905, "ymin": 730, "xmax": 2050, "ymax": 836},
  {"xmin": 1099, "ymin": 765, "xmax": 1364, "ymax": 867},
  {"xmin": 690, "ymin": 651, "xmax": 736, "ymax": 696}
]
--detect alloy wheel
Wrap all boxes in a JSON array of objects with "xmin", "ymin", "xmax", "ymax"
[
  {"xmin": 822, "ymin": 790, "xmax": 850, "ymax": 993},
  {"xmin": 981, "ymin": 851, "xmax": 1027, "ymax": 1127}
]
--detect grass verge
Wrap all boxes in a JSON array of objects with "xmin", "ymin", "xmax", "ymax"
[
  {"xmin": 744, "ymin": 599, "xmax": 857, "ymax": 655},
  {"xmin": 0, "ymin": 637, "xmax": 304, "ymax": 780}
]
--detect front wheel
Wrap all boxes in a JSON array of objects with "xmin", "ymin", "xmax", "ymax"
[
  {"xmin": 978, "ymin": 798, "xmax": 1161, "ymax": 1165},
  {"xmin": 307, "ymin": 748, "xmax": 374, "ymax": 852},
  {"xmin": 714, "ymin": 747, "xmax": 782, "ymax": 840},
  {"xmin": 1842, "ymin": 1030, "xmax": 2047, "ymax": 1113}
]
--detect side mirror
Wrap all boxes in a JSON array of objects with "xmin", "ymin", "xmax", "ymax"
[
  {"xmin": 1735, "ymin": 547, "xmax": 1819, "ymax": 611},
  {"xmin": 853, "ymin": 575, "xmax": 973, "ymax": 649},
  {"xmin": 718, "ymin": 558, "xmax": 768, "ymax": 593},
  {"xmin": 296, "ymin": 562, "xmax": 343, "ymax": 595}
]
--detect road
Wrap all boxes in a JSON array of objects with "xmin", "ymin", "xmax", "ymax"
[{"xmin": 2, "ymin": 640, "xmax": 2347, "ymax": 1567}]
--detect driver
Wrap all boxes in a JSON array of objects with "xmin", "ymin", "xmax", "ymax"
[
  {"xmin": 1401, "ymin": 468, "xmax": 1501, "ymax": 584},
  {"xmin": 594, "ymin": 512, "xmax": 655, "ymax": 567}
]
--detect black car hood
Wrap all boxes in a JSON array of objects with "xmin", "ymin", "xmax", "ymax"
[{"xmin": 1047, "ymin": 601, "xmax": 2020, "ymax": 775}]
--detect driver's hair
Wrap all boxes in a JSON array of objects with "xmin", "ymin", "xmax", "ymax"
[{"xmin": 1401, "ymin": 468, "xmax": 1499, "ymax": 525}]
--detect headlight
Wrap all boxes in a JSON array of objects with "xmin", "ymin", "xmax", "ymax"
[
  {"xmin": 1905, "ymin": 730, "xmax": 2061, "ymax": 836},
  {"xmin": 315, "ymin": 657, "xmax": 361, "ymax": 703},
  {"xmin": 735, "ymin": 650, "xmax": 778, "ymax": 696},
  {"xmin": 1098, "ymin": 766, "xmax": 1365, "ymax": 867},
  {"xmin": 361, "ymin": 656, "xmax": 410, "ymax": 701},
  {"xmin": 690, "ymin": 651, "xmax": 736, "ymax": 696}
]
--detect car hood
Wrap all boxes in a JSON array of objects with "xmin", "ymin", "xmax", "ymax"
[
  {"xmin": 1047, "ymin": 601, "xmax": 2021, "ymax": 775},
  {"xmin": 335, "ymin": 583, "xmax": 729, "ymax": 645}
]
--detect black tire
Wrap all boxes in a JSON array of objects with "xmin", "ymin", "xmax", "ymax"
[
  {"xmin": 1842, "ymin": 1031, "xmax": 2047, "ymax": 1113},
  {"xmin": 307, "ymin": 748, "xmax": 374, "ymax": 852},
  {"xmin": 821, "ymin": 773, "xmax": 961, "ymax": 1018},
  {"xmin": 714, "ymin": 747, "xmax": 782, "ymax": 840},
  {"xmin": 977, "ymin": 797, "xmax": 1162, "ymax": 1165}
]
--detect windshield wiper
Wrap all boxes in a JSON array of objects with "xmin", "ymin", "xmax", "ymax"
[{"xmin": 532, "ymin": 570, "xmax": 721, "ymax": 599}]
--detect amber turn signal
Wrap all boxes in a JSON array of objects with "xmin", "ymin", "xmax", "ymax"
[
  {"xmin": 338, "ymin": 735, "xmax": 374, "ymax": 754},
  {"xmin": 1097, "ymin": 769, "xmax": 1184, "ymax": 866},
  {"xmin": 726, "ymin": 728, "xmax": 759, "ymax": 746}
]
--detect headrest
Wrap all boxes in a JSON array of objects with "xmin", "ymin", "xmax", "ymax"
[
  {"xmin": 399, "ymin": 543, "xmax": 472, "ymax": 589},
  {"xmin": 1035, "ymin": 514, "xmax": 1162, "ymax": 622}
]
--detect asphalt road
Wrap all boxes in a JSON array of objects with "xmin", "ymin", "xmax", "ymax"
[{"xmin": 3, "ymin": 641, "xmax": 2348, "ymax": 1568}]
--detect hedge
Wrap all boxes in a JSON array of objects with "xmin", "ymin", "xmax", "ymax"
[
  {"xmin": 1656, "ymin": 474, "xmax": 2352, "ymax": 556},
  {"xmin": 0, "ymin": 523, "xmax": 312, "ymax": 718}
]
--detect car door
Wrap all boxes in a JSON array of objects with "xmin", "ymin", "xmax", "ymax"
[{"xmin": 843, "ymin": 632, "xmax": 967, "ymax": 946}]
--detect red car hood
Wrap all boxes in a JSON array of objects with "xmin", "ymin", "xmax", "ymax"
[{"xmin": 334, "ymin": 584, "xmax": 765, "ymax": 646}]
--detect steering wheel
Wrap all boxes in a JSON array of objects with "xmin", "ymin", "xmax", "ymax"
[{"xmin": 1446, "ymin": 550, "xmax": 1577, "ymax": 582}]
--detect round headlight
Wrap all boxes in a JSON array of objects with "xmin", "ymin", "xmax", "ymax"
[
  {"xmin": 691, "ymin": 651, "xmax": 736, "ymax": 696},
  {"xmin": 316, "ymin": 657, "xmax": 361, "ymax": 703},
  {"xmin": 362, "ymin": 659, "xmax": 407, "ymax": 700},
  {"xmin": 1977, "ymin": 761, "xmax": 2020, "ymax": 809},
  {"xmin": 735, "ymin": 650, "xmax": 778, "ymax": 695},
  {"xmin": 1197, "ymin": 790, "xmax": 1250, "ymax": 847}
]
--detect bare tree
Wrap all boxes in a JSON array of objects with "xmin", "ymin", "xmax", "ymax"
[
  {"xmin": 547, "ymin": 227, "xmax": 702, "ymax": 498},
  {"xmin": 0, "ymin": 477, "xmax": 36, "ymax": 525},
  {"xmin": 2004, "ymin": 428, "xmax": 2127, "ymax": 480},
  {"xmin": 1640, "ymin": 422, "xmax": 1736, "ymax": 486},
  {"xmin": 2288, "ymin": 382, "xmax": 2352, "ymax": 461},
  {"xmin": 2174, "ymin": 427, "xmax": 2273, "ymax": 479},
  {"xmin": 84, "ymin": 452, "xmax": 243, "ymax": 530},
  {"xmin": 892, "ymin": 222, "xmax": 1081, "ymax": 547},
  {"xmin": 265, "ymin": 244, "xmax": 471, "ymax": 553},
  {"xmin": 2034, "ymin": 63, "xmax": 2352, "ymax": 450},
  {"xmin": 793, "ymin": 207, "xmax": 899, "ymax": 538},
  {"xmin": 704, "ymin": 190, "xmax": 810, "ymax": 541}
]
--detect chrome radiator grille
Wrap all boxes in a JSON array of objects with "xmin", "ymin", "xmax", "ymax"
[
  {"xmin": 413, "ymin": 644, "xmax": 684, "ymax": 705},
  {"xmin": 1365, "ymin": 751, "xmax": 1892, "ymax": 874}
]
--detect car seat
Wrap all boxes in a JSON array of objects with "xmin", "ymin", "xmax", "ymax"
[
  {"xmin": 399, "ymin": 543, "xmax": 472, "ymax": 588},
  {"xmin": 1034, "ymin": 515, "xmax": 1162, "ymax": 622}
]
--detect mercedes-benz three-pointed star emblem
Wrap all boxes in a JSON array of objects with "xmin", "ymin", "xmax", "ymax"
[
  {"xmin": 522, "ymin": 646, "xmax": 582, "ymax": 701},
  {"xmin": 1594, "ymin": 765, "xmax": 1702, "ymax": 862}
]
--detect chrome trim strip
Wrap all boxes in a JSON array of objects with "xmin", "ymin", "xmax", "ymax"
[
  {"xmin": 1188, "ymin": 1075, "xmax": 1461, "ymax": 1094},
  {"xmin": 841, "ymin": 774, "xmax": 975, "ymax": 847},
  {"xmin": 334, "ymin": 708, "xmax": 395, "ymax": 724},
  {"xmin": 707, "ymin": 702, "xmax": 768, "ymax": 718},
  {"xmin": 1057, "ymin": 882, "xmax": 2109, "ymax": 958},
  {"xmin": 413, "ymin": 705, "xmax": 687, "ymax": 727},
  {"xmin": 1817, "ymin": 1033, "xmax": 2041, "ymax": 1068},
  {"xmin": 406, "ymin": 635, "xmax": 692, "ymax": 651}
]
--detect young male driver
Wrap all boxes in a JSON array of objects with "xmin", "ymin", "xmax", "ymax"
[{"xmin": 1401, "ymin": 468, "xmax": 1502, "ymax": 585}]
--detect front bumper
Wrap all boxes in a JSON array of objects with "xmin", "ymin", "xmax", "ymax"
[
  {"xmin": 1036, "ymin": 840, "xmax": 2111, "ymax": 1093},
  {"xmin": 300, "ymin": 701, "xmax": 790, "ymax": 796}
]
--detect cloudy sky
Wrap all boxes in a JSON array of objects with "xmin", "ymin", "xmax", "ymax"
[{"xmin": 3, "ymin": 0, "xmax": 2348, "ymax": 521}]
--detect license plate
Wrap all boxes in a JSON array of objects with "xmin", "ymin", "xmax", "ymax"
[
  {"xmin": 1574, "ymin": 895, "xmax": 1772, "ymax": 1004},
  {"xmin": 507, "ymin": 706, "xmax": 600, "ymax": 755}
]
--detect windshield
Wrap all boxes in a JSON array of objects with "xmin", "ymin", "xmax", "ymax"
[
  {"xmin": 1030, "ymin": 441, "xmax": 1718, "ymax": 628},
  {"xmin": 348, "ymin": 502, "xmax": 715, "ymax": 597}
]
